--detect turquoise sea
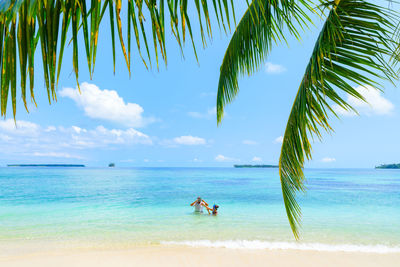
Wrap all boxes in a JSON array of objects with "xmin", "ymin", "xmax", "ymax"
[{"xmin": 0, "ymin": 167, "xmax": 399, "ymax": 253}]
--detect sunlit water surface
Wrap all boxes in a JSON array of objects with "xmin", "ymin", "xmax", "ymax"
[{"xmin": 0, "ymin": 167, "xmax": 399, "ymax": 252}]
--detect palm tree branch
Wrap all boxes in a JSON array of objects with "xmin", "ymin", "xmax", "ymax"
[
  {"xmin": 0, "ymin": 0, "xmax": 234, "ymax": 118},
  {"xmin": 216, "ymin": 0, "xmax": 314, "ymax": 124},
  {"xmin": 280, "ymin": 0, "xmax": 397, "ymax": 239}
]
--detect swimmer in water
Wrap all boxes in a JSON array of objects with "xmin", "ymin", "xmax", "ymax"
[
  {"xmin": 206, "ymin": 204, "xmax": 219, "ymax": 215},
  {"xmin": 190, "ymin": 197, "xmax": 209, "ymax": 213}
]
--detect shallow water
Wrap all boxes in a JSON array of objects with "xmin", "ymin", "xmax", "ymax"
[{"xmin": 0, "ymin": 167, "xmax": 399, "ymax": 252}]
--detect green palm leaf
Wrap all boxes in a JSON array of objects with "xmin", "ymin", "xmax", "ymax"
[
  {"xmin": 216, "ymin": 0, "xmax": 314, "ymax": 123},
  {"xmin": 0, "ymin": 0, "xmax": 234, "ymax": 118},
  {"xmin": 216, "ymin": 0, "xmax": 397, "ymax": 239},
  {"xmin": 280, "ymin": 0, "xmax": 397, "ymax": 238}
]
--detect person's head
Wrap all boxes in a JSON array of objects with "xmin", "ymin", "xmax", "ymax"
[
  {"xmin": 196, "ymin": 197, "xmax": 202, "ymax": 203},
  {"xmin": 213, "ymin": 204, "xmax": 219, "ymax": 210}
]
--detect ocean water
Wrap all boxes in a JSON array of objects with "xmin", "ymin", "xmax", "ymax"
[{"xmin": 0, "ymin": 167, "xmax": 399, "ymax": 253}]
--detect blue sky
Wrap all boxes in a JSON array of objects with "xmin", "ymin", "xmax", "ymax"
[{"xmin": 1, "ymin": 2, "xmax": 400, "ymax": 168}]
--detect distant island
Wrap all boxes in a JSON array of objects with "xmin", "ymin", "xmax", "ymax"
[
  {"xmin": 7, "ymin": 164, "xmax": 85, "ymax": 167},
  {"xmin": 234, "ymin": 164, "xmax": 278, "ymax": 168},
  {"xmin": 375, "ymin": 163, "xmax": 400, "ymax": 169},
  {"xmin": 108, "ymin": 163, "xmax": 115, "ymax": 167}
]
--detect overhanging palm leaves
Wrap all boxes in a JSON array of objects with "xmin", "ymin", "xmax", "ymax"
[
  {"xmin": 280, "ymin": 0, "xmax": 397, "ymax": 238},
  {"xmin": 217, "ymin": 0, "xmax": 397, "ymax": 239},
  {"xmin": 0, "ymin": 0, "xmax": 234, "ymax": 118},
  {"xmin": 0, "ymin": 0, "xmax": 398, "ymax": 240},
  {"xmin": 217, "ymin": 0, "xmax": 314, "ymax": 123}
]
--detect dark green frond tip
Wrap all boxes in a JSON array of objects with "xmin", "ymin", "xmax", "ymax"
[
  {"xmin": 279, "ymin": 0, "xmax": 397, "ymax": 238},
  {"xmin": 216, "ymin": 0, "xmax": 314, "ymax": 124}
]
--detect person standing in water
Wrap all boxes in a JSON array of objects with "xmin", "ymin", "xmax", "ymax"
[{"xmin": 190, "ymin": 197, "xmax": 208, "ymax": 213}]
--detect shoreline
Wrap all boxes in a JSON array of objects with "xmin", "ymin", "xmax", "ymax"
[
  {"xmin": 1, "ymin": 245, "xmax": 399, "ymax": 267},
  {"xmin": 161, "ymin": 240, "xmax": 400, "ymax": 253},
  {"xmin": 2, "ymin": 239, "xmax": 400, "ymax": 255}
]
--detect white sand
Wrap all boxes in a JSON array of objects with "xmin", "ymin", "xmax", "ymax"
[{"xmin": 1, "ymin": 245, "xmax": 399, "ymax": 267}]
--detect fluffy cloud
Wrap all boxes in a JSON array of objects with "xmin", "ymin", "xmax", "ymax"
[
  {"xmin": 243, "ymin": 140, "xmax": 258, "ymax": 145},
  {"xmin": 332, "ymin": 106, "xmax": 356, "ymax": 117},
  {"xmin": 215, "ymin": 154, "xmax": 238, "ymax": 162},
  {"xmin": 265, "ymin": 62, "xmax": 287, "ymax": 74},
  {"xmin": 252, "ymin": 156, "xmax": 262, "ymax": 162},
  {"xmin": 173, "ymin": 136, "xmax": 206, "ymax": 146},
  {"xmin": 72, "ymin": 126, "xmax": 87, "ymax": 134},
  {"xmin": 274, "ymin": 136, "xmax": 284, "ymax": 144},
  {"xmin": 0, "ymin": 119, "xmax": 152, "ymax": 159},
  {"xmin": 0, "ymin": 119, "xmax": 40, "ymax": 136},
  {"xmin": 60, "ymin": 82, "xmax": 153, "ymax": 127},
  {"xmin": 65, "ymin": 125, "xmax": 152, "ymax": 148},
  {"xmin": 45, "ymin": 126, "xmax": 57, "ymax": 132},
  {"xmin": 321, "ymin": 157, "xmax": 336, "ymax": 163},
  {"xmin": 188, "ymin": 107, "xmax": 216, "ymax": 119},
  {"xmin": 32, "ymin": 152, "xmax": 83, "ymax": 159},
  {"xmin": 333, "ymin": 85, "xmax": 394, "ymax": 117}
]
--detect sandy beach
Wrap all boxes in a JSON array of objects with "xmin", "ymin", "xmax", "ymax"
[{"xmin": 1, "ymin": 245, "xmax": 399, "ymax": 267}]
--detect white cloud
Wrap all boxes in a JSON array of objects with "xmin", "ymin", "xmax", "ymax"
[
  {"xmin": 193, "ymin": 158, "xmax": 203, "ymax": 162},
  {"xmin": 33, "ymin": 152, "xmax": 83, "ymax": 159},
  {"xmin": 243, "ymin": 140, "xmax": 258, "ymax": 145},
  {"xmin": 252, "ymin": 156, "xmax": 262, "ymax": 162},
  {"xmin": 321, "ymin": 157, "xmax": 336, "ymax": 163},
  {"xmin": 265, "ymin": 62, "xmax": 286, "ymax": 74},
  {"xmin": 69, "ymin": 125, "xmax": 152, "ymax": 147},
  {"xmin": 207, "ymin": 107, "xmax": 217, "ymax": 116},
  {"xmin": 0, "ymin": 119, "xmax": 152, "ymax": 160},
  {"xmin": 332, "ymin": 105, "xmax": 357, "ymax": 117},
  {"xmin": 173, "ymin": 136, "xmax": 206, "ymax": 146},
  {"xmin": 60, "ymin": 82, "xmax": 154, "ymax": 127},
  {"xmin": 0, "ymin": 119, "xmax": 40, "ymax": 136},
  {"xmin": 120, "ymin": 159, "xmax": 135, "ymax": 163},
  {"xmin": 72, "ymin": 126, "xmax": 87, "ymax": 134},
  {"xmin": 0, "ymin": 134, "xmax": 12, "ymax": 141},
  {"xmin": 274, "ymin": 136, "xmax": 284, "ymax": 144},
  {"xmin": 215, "ymin": 154, "xmax": 238, "ymax": 162},
  {"xmin": 188, "ymin": 107, "xmax": 216, "ymax": 119},
  {"xmin": 333, "ymin": 85, "xmax": 394, "ymax": 117},
  {"xmin": 45, "ymin": 126, "xmax": 56, "ymax": 132}
]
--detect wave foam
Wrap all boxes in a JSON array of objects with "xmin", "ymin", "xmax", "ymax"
[{"xmin": 161, "ymin": 240, "xmax": 400, "ymax": 254}]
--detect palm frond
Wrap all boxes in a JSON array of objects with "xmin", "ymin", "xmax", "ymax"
[
  {"xmin": 280, "ymin": 0, "xmax": 397, "ymax": 239},
  {"xmin": 0, "ymin": 0, "xmax": 235, "ymax": 118},
  {"xmin": 216, "ymin": 0, "xmax": 314, "ymax": 123}
]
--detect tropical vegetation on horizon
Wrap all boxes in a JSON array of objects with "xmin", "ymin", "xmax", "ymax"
[
  {"xmin": 375, "ymin": 163, "xmax": 400, "ymax": 169},
  {"xmin": 0, "ymin": 0, "xmax": 398, "ymax": 239}
]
